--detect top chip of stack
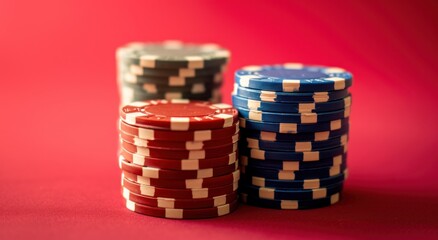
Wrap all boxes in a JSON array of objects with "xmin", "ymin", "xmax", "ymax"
[
  {"xmin": 116, "ymin": 41, "xmax": 230, "ymax": 105},
  {"xmin": 232, "ymin": 63, "xmax": 352, "ymax": 210},
  {"xmin": 118, "ymin": 99, "xmax": 240, "ymax": 219}
]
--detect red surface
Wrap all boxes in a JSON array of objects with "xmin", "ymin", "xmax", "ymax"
[{"xmin": 1, "ymin": 0, "xmax": 438, "ymax": 239}]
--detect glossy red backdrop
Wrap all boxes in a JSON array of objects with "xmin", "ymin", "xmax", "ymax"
[{"xmin": 1, "ymin": 0, "xmax": 438, "ymax": 239}]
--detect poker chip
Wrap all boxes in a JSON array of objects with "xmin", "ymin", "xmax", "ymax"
[
  {"xmin": 120, "ymin": 100, "xmax": 238, "ymax": 131},
  {"xmin": 240, "ymin": 154, "xmax": 347, "ymax": 171},
  {"xmin": 121, "ymin": 141, "xmax": 238, "ymax": 159},
  {"xmin": 120, "ymin": 131, "xmax": 239, "ymax": 150},
  {"xmin": 240, "ymin": 164, "xmax": 348, "ymax": 180},
  {"xmin": 241, "ymin": 144, "xmax": 348, "ymax": 162},
  {"xmin": 240, "ymin": 125, "xmax": 349, "ymax": 142},
  {"xmin": 120, "ymin": 88, "xmax": 222, "ymax": 106},
  {"xmin": 241, "ymin": 192, "xmax": 340, "ymax": 210},
  {"xmin": 123, "ymin": 198, "xmax": 238, "ymax": 219},
  {"xmin": 123, "ymin": 82, "xmax": 222, "ymax": 94},
  {"xmin": 122, "ymin": 177, "xmax": 238, "ymax": 199},
  {"xmin": 241, "ymin": 134, "xmax": 348, "ymax": 152},
  {"xmin": 122, "ymin": 170, "xmax": 240, "ymax": 189},
  {"xmin": 240, "ymin": 181, "xmax": 344, "ymax": 200},
  {"xmin": 119, "ymin": 156, "xmax": 238, "ymax": 180},
  {"xmin": 236, "ymin": 106, "xmax": 351, "ymax": 124},
  {"xmin": 239, "ymin": 117, "xmax": 350, "ymax": 134},
  {"xmin": 233, "ymin": 63, "xmax": 352, "ymax": 209},
  {"xmin": 117, "ymin": 41, "xmax": 230, "ymax": 104},
  {"xmin": 129, "ymin": 64, "xmax": 226, "ymax": 77},
  {"xmin": 122, "ymin": 73, "xmax": 223, "ymax": 86},
  {"xmin": 122, "ymin": 187, "xmax": 238, "ymax": 209},
  {"xmin": 120, "ymin": 120, "xmax": 239, "ymax": 141},
  {"xmin": 120, "ymin": 149, "xmax": 237, "ymax": 170},
  {"xmin": 233, "ymin": 84, "xmax": 350, "ymax": 103},
  {"xmin": 240, "ymin": 170, "xmax": 348, "ymax": 189},
  {"xmin": 232, "ymin": 94, "xmax": 351, "ymax": 113},
  {"xmin": 116, "ymin": 98, "xmax": 240, "ymax": 218},
  {"xmin": 234, "ymin": 63, "xmax": 353, "ymax": 92},
  {"xmin": 117, "ymin": 41, "xmax": 230, "ymax": 69}
]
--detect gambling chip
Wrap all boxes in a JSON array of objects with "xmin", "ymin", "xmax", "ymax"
[
  {"xmin": 116, "ymin": 41, "xmax": 230, "ymax": 105},
  {"xmin": 233, "ymin": 63, "xmax": 353, "ymax": 209},
  {"xmin": 120, "ymin": 99, "xmax": 238, "ymax": 131},
  {"xmin": 235, "ymin": 63, "xmax": 352, "ymax": 92},
  {"xmin": 124, "ymin": 198, "xmax": 238, "ymax": 219},
  {"xmin": 117, "ymin": 99, "xmax": 240, "ymax": 218}
]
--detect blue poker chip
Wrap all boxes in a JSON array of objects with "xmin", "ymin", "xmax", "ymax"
[
  {"xmin": 240, "ymin": 163, "xmax": 347, "ymax": 180},
  {"xmin": 232, "ymin": 94, "xmax": 351, "ymax": 113},
  {"xmin": 240, "ymin": 154, "xmax": 347, "ymax": 170},
  {"xmin": 240, "ymin": 124, "xmax": 349, "ymax": 142},
  {"xmin": 239, "ymin": 117, "xmax": 349, "ymax": 133},
  {"xmin": 241, "ymin": 170, "xmax": 347, "ymax": 189},
  {"xmin": 240, "ymin": 192, "xmax": 341, "ymax": 209},
  {"xmin": 240, "ymin": 181, "xmax": 344, "ymax": 200},
  {"xmin": 235, "ymin": 63, "xmax": 353, "ymax": 92},
  {"xmin": 240, "ymin": 134, "xmax": 348, "ymax": 152},
  {"xmin": 233, "ymin": 84, "xmax": 350, "ymax": 103},
  {"xmin": 236, "ymin": 105, "xmax": 350, "ymax": 124},
  {"xmin": 240, "ymin": 144, "xmax": 348, "ymax": 161}
]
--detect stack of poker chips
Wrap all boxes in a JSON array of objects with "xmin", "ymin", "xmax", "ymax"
[
  {"xmin": 232, "ymin": 63, "xmax": 352, "ymax": 209},
  {"xmin": 118, "ymin": 99, "xmax": 240, "ymax": 219},
  {"xmin": 116, "ymin": 41, "xmax": 230, "ymax": 105}
]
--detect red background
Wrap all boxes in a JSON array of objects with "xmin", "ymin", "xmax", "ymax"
[{"xmin": 1, "ymin": 0, "xmax": 438, "ymax": 239}]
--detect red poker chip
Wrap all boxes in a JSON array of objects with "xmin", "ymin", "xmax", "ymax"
[
  {"xmin": 120, "ymin": 99, "xmax": 238, "ymax": 131},
  {"xmin": 122, "ymin": 177, "xmax": 238, "ymax": 199},
  {"xmin": 119, "ymin": 120, "xmax": 239, "ymax": 141},
  {"xmin": 121, "ymin": 187, "xmax": 238, "ymax": 209},
  {"xmin": 119, "ymin": 156, "xmax": 238, "ymax": 180},
  {"xmin": 122, "ymin": 170, "xmax": 240, "ymax": 189},
  {"xmin": 123, "ymin": 198, "xmax": 238, "ymax": 219},
  {"xmin": 120, "ymin": 150, "xmax": 237, "ymax": 170},
  {"xmin": 119, "ymin": 131, "xmax": 239, "ymax": 150},
  {"xmin": 121, "ymin": 140, "xmax": 238, "ymax": 159}
]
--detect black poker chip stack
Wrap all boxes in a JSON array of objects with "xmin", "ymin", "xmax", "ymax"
[{"xmin": 116, "ymin": 40, "xmax": 230, "ymax": 105}]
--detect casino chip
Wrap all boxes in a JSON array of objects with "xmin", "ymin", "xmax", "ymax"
[
  {"xmin": 120, "ymin": 99, "xmax": 238, "ymax": 131},
  {"xmin": 119, "ymin": 119, "xmax": 239, "ymax": 141},
  {"xmin": 233, "ymin": 84, "xmax": 350, "ymax": 103},
  {"xmin": 241, "ymin": 192, "xmax": 340, "ymax": 210},
  {"xmin": 122, "ymin": 170, "xmax": 240, "ymax": 189},
  {"xmin": 124, "ymin": 198, "xmax": 238, "ymax": 219},
  {"xmin": 235, "ymin": 63, "xmax": 352, "ymax": 92},
  {"xmin": 232, "ymin": 63, "xmax": 353, "ymax": 209},
  {"xmin": 117, "ymin": 41, "xmax": 230, "ymax": 105},
  {"xmin": 122, "ymin": 187, "xmax": 238, "ymax": 209},
  {"xmin": 117, "ymin": 100, "xmax": 240, "ymax": 218}
]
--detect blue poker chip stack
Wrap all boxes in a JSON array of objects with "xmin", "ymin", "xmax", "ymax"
[
  {"xmin": 232, "ymin": 63, "xmax": 352, "ymax": 209},
  {"xmin": 116, "ymin": 40, "xmax": 230, "ymax": 105}
]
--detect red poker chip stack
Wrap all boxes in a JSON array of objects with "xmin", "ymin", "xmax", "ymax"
[{"xmin": 118, "ymin": 99, "xmax": 240, "ymax": 219}]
